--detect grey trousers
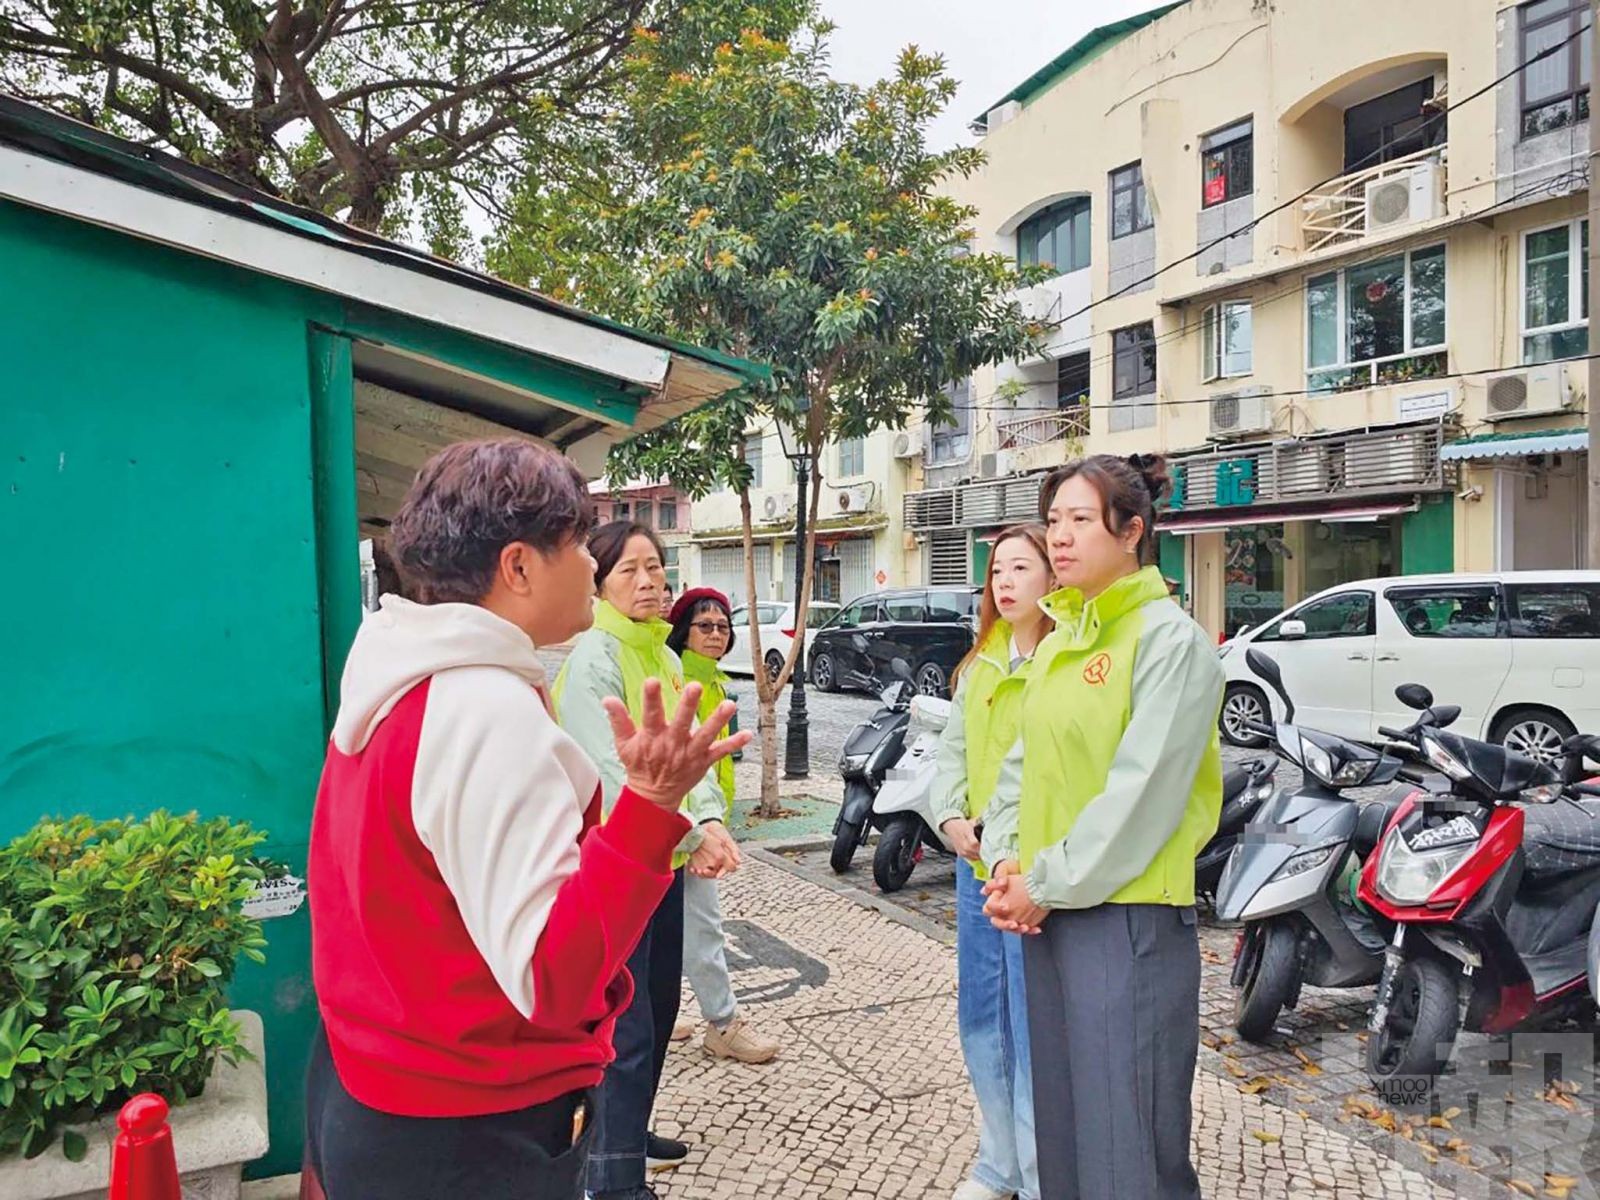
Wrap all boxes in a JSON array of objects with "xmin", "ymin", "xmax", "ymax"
[
  {"xmin": 682, "ymin": 871, "xmax": 738, "ymax": 1027},
  {"xmin": 1022, "ymin": 903, "xmax": 1203, "ymax": 1200}
]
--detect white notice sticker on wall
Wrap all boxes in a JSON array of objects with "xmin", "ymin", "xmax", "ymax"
[
  {"xmin": 242, "ymin": 874, "xmax": 307, "ymax": 921},
  {"xmin": 1396, "ymin": 391, "xmax": 1451, "ymax": 421}
]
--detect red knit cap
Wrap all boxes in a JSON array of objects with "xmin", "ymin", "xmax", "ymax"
[{"xmin": 668, "ymin": 586, "xmax": 732, "ymax": 627}]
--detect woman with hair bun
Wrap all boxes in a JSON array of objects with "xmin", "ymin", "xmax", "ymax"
[{"xmin": 979, "ymin": 454, "xmax": 1225, "ymax": 1200}]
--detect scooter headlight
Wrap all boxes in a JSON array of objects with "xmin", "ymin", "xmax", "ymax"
[
  {"xmin": 839, "ymin": 752, "xmax": 869, "ymax": 773},
  {"xmin": 1374, "ymin": 823, "xmax": 1477, "ymax": 905},
  {"xmin": 1301, "ymin": 737, "xmax": 1379, "ymax": 788},
  {"xmin": 1301, "ymin": 740, "xmax": 1336, "ymax": 785},
  {"xmin": 1269, "ymin": 841, "xmax": 1339, "ymax": 882},
  {"xmin": 1421, "ymin": 733, "xmax": 1471, "ymax": 782}
]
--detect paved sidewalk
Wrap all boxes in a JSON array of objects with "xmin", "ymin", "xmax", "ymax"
[{"xmin": 658, "ymin": 852, "xmax": 1451, "ymax": 1200}]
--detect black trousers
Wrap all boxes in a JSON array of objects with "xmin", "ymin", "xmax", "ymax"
[
  {"xmin": 586, "ymin": 867, "xmax": 686, "ymax": 1197},
  {"xmin": 1023, "ymin": 902, "xmax": 1203, "ymax": 1200},
  {"xmin": 304, "ymin": 1027, "xmax": 592, "ymax": 1200}
]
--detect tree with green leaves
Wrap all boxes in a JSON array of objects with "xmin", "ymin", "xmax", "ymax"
[
  {"xmin": 493, "ymin": 6, "xmax": 1042, "ymax": 814},
  {"xmin": 0, "ymin": 0, "xmax": 667, "ymax": 251}
]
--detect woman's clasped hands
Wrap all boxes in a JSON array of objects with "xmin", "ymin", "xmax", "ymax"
[{"xmin": 981, "ymin": 860, "xmax": 1048, "ymax": 934}]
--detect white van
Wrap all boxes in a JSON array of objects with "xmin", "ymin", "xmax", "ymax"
[{"xmin": 1218, "ymin": 571, "xmax": 1600, "ymax": 766}]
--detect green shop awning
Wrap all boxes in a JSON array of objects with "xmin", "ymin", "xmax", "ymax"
[{"xmin": 1440, "ymin": 428, "xmax": 1589, "ymax": 461}]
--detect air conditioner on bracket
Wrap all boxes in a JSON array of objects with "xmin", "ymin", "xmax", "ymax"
[
  {"xmin": 1364, "ymin": 162, "xmax": 1445, "ymax": 233},
  {"xmin": 1484, "ymin": 364, "xmax": 1574, "ymax": 420},
  {"xmin": 892, "ymin": 431, "xmax": 922, "ymax": 460},
  {"xmin": 836, "ymin": 485, "xmax": 875, "ymax": 514},
  {"xmin": 1209, "ymin": 387, "xmax": 1271, "ymax": 440},
  {"xmin": 761, "ymin": 493, "xmax": 795, "ymax": 521},
  {"xmin": 1015, "ymin": 283, "xmax": 1063, "ymax": 324}
]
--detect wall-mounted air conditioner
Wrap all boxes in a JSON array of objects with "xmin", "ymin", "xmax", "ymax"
[
  {"xmin": 836, "ymin": 485, "xmax": 875, "ymax": 515},
  {"xmin": 1015, "ymin": 283, "xmax": 1063, "ymax": 324},
  {"xmin": 1484, "ymin": 364, "xmax": 1574, "ymax": 420},
  {"xmin": 892, "ymin": 432, "xmax": 922, "ymax": 460},
  {"xmin": 761, "ymin": 493, "xmax": 795, "ymax": 521},
  {"xmin": 1209, "ymin": 387, "xmax": 1272, "ymax": 440},
  {"xmin": 1364, "ymin": 162, "xmax": 1445, "ymax": 233}
]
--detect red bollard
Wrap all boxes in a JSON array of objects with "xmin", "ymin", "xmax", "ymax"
[{"xmin": 107, "ymin": 1093, "xmax": 182, "ymax": 1200}]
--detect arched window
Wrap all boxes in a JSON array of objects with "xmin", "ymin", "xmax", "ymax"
[{"xmin": 1017, "ymin": 198, "xmax": 1091, "ymax": 275}]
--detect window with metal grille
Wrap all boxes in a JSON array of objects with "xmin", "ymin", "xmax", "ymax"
[{"xmin": 927, "ymin": 530, "xmax": 970, "ymax": 586}]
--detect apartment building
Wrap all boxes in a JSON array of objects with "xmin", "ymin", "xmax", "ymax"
[
  {"xmin": 589, "ymin": 479, "xmax": 695, "ymax": 592},
  {"xmin": 903, "ymin": 0, "xmax": 1592, "ymax": 639},
  {"xmin": 687, "ymin": 421, "xmax": 911, "ymax": 607}
]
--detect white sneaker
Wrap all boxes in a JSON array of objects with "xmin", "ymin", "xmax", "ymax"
[{"xmin": 952, "ymin": 1182, "xmax": 1013, "ymax": 1200}]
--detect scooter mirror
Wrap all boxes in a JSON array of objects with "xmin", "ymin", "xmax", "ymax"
[
  {"xmin": 890, "ymin": 657, "xmax": 913, "ymax": 682},
  {"xmin": 850, "ymin": 634, "xmax": 869, "ymax": 653},
  {"xmin": 1395, "ymin": 683, "xmax": 1434, "ymax": 711},
  {"xmin": 1427, "ymin": 704, "xmax": 1461, "ymax": 729},
  {"xmin": 1564, "ymin": 733, "xmax": 1600, "ymax": 764},
  {"xmin": 1244, "ymin": 646, "xmax": 1295, "ymax": 726}
]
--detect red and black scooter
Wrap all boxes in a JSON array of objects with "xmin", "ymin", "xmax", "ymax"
[{"xmin": 1358, "ymin": 684, "xmax": 1600, "ymax": 1104}]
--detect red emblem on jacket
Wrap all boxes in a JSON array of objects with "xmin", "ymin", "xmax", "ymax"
[{"xmin": 1082, "ymin": 653, "xmax": 1112, "ymax": 686}]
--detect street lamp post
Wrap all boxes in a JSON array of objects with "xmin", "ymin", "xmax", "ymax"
[{"xmin": 777, "ymin": 424, "xmax": 811, "ymax": 779}]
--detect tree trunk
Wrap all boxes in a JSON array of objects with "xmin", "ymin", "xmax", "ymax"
[{"xmin": 734, "ymin": 488, "xmax": 784, "ymax": 818}]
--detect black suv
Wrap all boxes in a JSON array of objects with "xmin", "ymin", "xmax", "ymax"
[{"xmin": 808, "ymin": 586, "xmax": 979, "ymax": 698}]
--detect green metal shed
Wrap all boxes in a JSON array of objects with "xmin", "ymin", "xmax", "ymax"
[{"xmin": 0, "ymin": 95, "xmax": 763, "ymax": 1178}]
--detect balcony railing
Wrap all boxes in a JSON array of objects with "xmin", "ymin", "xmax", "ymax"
[
  {"xmin": 1299, "ymin": 145, "xmax": 1447, "ymax": 254},
  {"xmin": 996, "ymin": 407, "xmax": 1090, "ymax": 450}
]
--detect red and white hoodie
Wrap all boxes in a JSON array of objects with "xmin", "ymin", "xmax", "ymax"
[{"xmin": 309, "ymin": 596, "xmax": 688, "ymax": 1118}]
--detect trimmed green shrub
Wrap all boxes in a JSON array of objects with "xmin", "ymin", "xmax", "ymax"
[{"xmin": 0, "ymin": 811, "xmax": 268, "ymax": 1159}]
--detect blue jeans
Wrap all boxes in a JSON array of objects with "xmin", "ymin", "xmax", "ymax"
[
  {"xmin": 956, "ymin": 859, "xmax": 1039, "ymax": 1200},
  {"xmin": 586, "ymin": 870, "xmax": 684, "ymax": 1197}
]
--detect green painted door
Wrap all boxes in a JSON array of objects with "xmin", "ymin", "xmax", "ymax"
[
  {"xmin": 0, "ymin": 200, "xmax": 349, "ymax": 1177},
  {"xmin": 1402, "ymin": 497, "xmax": 1455, "ymax": 575},
  {"xmin": 972, "ymin": 535, "xmax": 993, "ymax": 586}
]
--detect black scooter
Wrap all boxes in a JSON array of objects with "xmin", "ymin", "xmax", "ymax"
[
  {"xmin": 1196, "ymin": 757, "xmax": 1278, "ymax": 902},
  {"xmin": 830, "ymin": 674, "xmax": 912, "ymax": 874}
]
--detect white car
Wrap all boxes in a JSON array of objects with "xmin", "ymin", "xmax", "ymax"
[
  {"xmin": 723, "ymin": 600, "xmax": 841, "ymax": 681},
  {"xmin": 1218, "ymin": 571, "xmax": 1600, "ymax": 767}
]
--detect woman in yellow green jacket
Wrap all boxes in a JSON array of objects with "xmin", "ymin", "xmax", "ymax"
[
  {"xmin": 553, "ymin": 524, "xmax": 740, "ymax": 1198},
  {"xmin": 665, "ymin": 588, "xmax": 781, "ymax": 1066},
  {"xmin": 930, "ymin": 524, "xmax": 1053, "ymax": 1200},
  {"xmin": 981, "ymin": 456, "xmax": 1224, "ymax": 1200}
]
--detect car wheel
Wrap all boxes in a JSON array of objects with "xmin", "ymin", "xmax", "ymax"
[
  {"xmin": 914, "ymin": 661, "xmax": 948, "ymax": 698},
  {"xmin": 1221, "ymin": 684, "xmax": 1270, "ymax": 748},
  {"xmin": 810, "ymin": 651, "xmax": 837, "ymax": 693},
  {"xmin": 1491, "ymin": 707, "xmax": 1576, "ymax": 769},
  {"xmin": 764, "ymin": 650, "xmax": 784, "ymax": 682}
]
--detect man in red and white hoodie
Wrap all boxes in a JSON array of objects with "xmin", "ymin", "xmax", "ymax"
[{"xmin": 304, "ymin": 439, "xmax": 747, "ymax": 1200}]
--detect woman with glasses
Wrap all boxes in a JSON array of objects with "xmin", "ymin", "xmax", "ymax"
[{"xmin": 664, "ymin": 588, "xmax": 782, "ymax": 1065}]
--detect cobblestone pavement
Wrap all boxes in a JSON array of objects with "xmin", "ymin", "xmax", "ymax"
[
  {"xmin": 658, "ymin": 853, "xmax": 1453, "ymax": 1199},
  {"xmin": 775, "ymin": 747, "xmax": 1600, "ymax": 1200}
]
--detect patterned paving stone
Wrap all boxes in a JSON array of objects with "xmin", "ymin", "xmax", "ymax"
[{"xmin": 656, "ymin": 856, "xmax": 1453, "ymax": 1199}]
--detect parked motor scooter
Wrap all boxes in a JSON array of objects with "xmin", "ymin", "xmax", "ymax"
[
  {"xmin": 1360, "ymin": 705, "xmax": 1600, "ymax": 1104},
  {"xmin": 870, "ymin": 658, "xmax": 955, "ymax": 893},
  {"xmin": 1217, "ymin": 648, "xmax": 1421, "ymax": 1043},
  {"xmin": 1196, "ymin": 757, "xmax": 1279, "ymax": 902},
  {"xmin": 830, "ymin": 653, "xmax": 912, "ymax": 874}
]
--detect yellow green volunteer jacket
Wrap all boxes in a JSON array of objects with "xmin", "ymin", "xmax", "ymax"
[
  {"xmin": 979, "ymin": 566, "xmax": 1225, "ymax": 909},
  {"xmin": 680, "ymin": 648, "xmax": 736, "ymax": 821},
  {"xmin": 553, "ymin": 600, "xmax": 725, "ymax": 867},
  {"xmin": 929, "ymin": 618, "xmax": 1035, "ymax": 882}
]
